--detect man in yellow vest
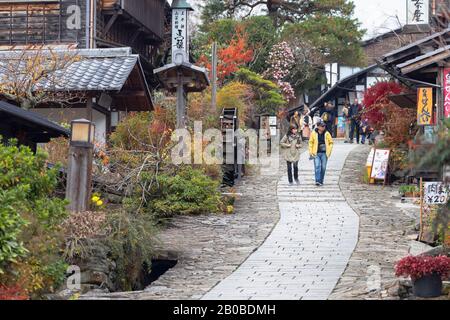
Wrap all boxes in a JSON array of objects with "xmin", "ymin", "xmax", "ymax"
[{"xmin": 309, "ymin": 119, "xmax": 334, "ymax": 186}]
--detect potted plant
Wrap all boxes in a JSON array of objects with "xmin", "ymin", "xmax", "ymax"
[
  {"xmin": 399, "ymin": 185, "xmax": 419, "ymax": 198},
  {"xmin": 395, "ymin": 255, "xmax": 450, "ymax": 298}
]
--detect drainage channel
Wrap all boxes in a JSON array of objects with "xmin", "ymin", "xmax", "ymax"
[{"xmin": 142, "ymin": 259, "xmax": 178, "ymax": 287}]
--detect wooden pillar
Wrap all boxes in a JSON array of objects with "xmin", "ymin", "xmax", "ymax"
[
  {"xmin": 66, "ymin": 145, "xmax": 93, "ymax": 213},
  {"xmin": 86, "ymin": 97, "xmax": 93, "ymax": 121},
  {"xmin": 437, "ymin": 66, "xmax": 444, "ymax": 121},
  {"xmin": 176, "ymin": 74, "xmax": 187, "ymax": 129},
  {"xmin": 211, "ymin": 42, "xmax": 218, "ymax": 111}
]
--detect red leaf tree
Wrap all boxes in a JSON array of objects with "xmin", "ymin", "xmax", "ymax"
[
  {"xmin": 199, "ymin": 26, "xmax": 254, "ymax": 83},
  {"xmin": 362, "ymin": 81, "xmax": 406, "ymax": 129}
]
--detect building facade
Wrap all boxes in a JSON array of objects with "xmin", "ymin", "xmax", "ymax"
[{"xmin": 0, "ymin": 0, "xmax": 170, "ymax": 143}]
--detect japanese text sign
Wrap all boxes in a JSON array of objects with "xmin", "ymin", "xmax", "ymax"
[
  {"xmin": 424, "ymin": 182, "xmax": 449, "ymax": 204},
  {"xmin": 172, "ymin": 9, "xmax": 189, "ymax": 56},
  {"xmin": 407, "ymin": 0, "xmax": 429, "ymax": 25},
  {"xmin": 417, "ymin": 87, "xmax": 433, "ymax": 125},
  {"xmin": 444, "ymin": 68, "xmax": 450, "ymax": 118}
]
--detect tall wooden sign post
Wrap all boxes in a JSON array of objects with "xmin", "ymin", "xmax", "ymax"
[
  {"xmin": 66, "ymin": 119, "xmax": 95, "ymax": 213},
  {"xmin": 154, "ymin": 0, "xmax": 210, "ymax": 129}
]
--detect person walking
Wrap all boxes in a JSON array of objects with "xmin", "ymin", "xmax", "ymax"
[
  {"xmin": 290, "ymin": 111, "xmax": 302, "ymax": 130},
  {"xmin": 342, "ymin": 103, "xmax": 351, "ymax": 143},
  {"xmin": 309, "ymin": 119, "xmax": 334, "ymax": 186},
  {"xmin": 359, "ymin": 118, "xmax": 369, "ymax": 144},
  {"xmin": 281, "ymin": 125, "xmax": 302, "ymax": 185},
  {"xmin": 312, "ymin": 111, "xmax": 321, "ymax": 130},
  {"xmin": 322, "ymin": 102, "xmax": 335, "ymax": 137},
  {"xmin": 349, "ymin": 98, "xmax": 362, "ymax": 144},
  {"xmin": 300, "ymin": 105, "xmax": 313, "ymax": 141}
]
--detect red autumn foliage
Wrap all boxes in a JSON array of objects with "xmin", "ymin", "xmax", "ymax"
[
  {"xmin": 362, "ymin": 81, "xmax": 406, "ymax": 129},
  {"xmin": 0, "ymin": 284, "xmax": 29, "ymax": 300},
  {"xmin": 199, "ymin": 27, "xmax": 253, "ymax": 83},
  {"xmin": 395, "ymin": 255, "xmax": 450, "ymax": 281}
]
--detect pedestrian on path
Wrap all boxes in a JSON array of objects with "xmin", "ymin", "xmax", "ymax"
[
  {"xmin": 300, "ymin": 105, "xmax": 313, "ymax": 141},
  {"xmin": 290, "ymin": 111, "xmax": 302, "ymax": 130},
  {"xmin": 309, "ymin": 119, "xmax": 334, "ymax": 186},
  {"xmin": 343, "ymin": 103, "xmax": 351, "ymax": 143},
  {"xmin": 359, "ymin": 118, "xmax": 369, "ymax": 144},
  {"xmin": 281, "ymin": 125, "xmax": 302, "ymax": 185},
  {"xmin": 349, "ymin": 98, "xmax": 362, "ymax": 144}
]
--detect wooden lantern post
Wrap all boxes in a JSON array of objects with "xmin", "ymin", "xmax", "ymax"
[{"xmin": 66, "ymin": 118, "xmax": 95, "ymax": 213}]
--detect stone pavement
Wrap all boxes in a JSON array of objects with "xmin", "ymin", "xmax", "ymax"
[
  {"xmin": 81, "ymin": 158, "xmax": 281, "ymax": 300},
  {"xmin": 329, "ymin": 145, "xmax": 417, "ymax": 300},
  {"xmin": 202, "ymin": 143, "xmax": 360, "ymax": 300}
]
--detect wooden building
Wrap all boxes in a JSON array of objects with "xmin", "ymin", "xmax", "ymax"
[
  {"xmin": 0, "ymin": 0, "xmax": 170, "ymax": 142},
  {"xmin": 377, "ymin": 28, "xmax": 450, "ymax": 179}
]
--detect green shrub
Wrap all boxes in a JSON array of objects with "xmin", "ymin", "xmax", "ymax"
[
  {"xmin": 0, "ymin": 139, "xmax": 68, "ymax": 297},
  {"xmin": 145, "ymin": 167, "xmax": 222, "ymax": 219},
  {"xmin": 104, "ymin": 207, "xmax": 158, "ymax": 291}
]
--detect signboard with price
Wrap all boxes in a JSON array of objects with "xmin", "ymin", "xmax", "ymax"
[{"xmin": 424, "ymin": 182, "xmax": 449, "ymax": 204}]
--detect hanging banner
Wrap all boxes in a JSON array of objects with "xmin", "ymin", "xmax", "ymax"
[
  {"xmin": 444, "ymin": 68, "xmax": 450, "ymax": 118},
  {"xmin": 417, "ymin": 87, "xmax": 433, "ymax": 125},
  {"xmin": 407, "ymin": 0, "xmax": 430, "ymax": 25}
]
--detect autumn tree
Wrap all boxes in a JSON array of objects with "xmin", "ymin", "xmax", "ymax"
[
  {"xmin": 198, "ymin": 26, "xmax": 254, "ymax": 83},
  {"xmin": 0, "ymin": 48, "xmax": 82, "ymax": 109},
  {"xmin": 193, "ymin": 16, "xmax": 277, "ymax": 74}
]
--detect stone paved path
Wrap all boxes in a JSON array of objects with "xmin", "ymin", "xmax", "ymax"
[
  {"xmin": 81, "ymin": 160, "xmax": 281, "ymax": 300},
  {"xmin": 202, "ymin": 143, "xmax": 359, "ymax": 300},
  {"xmin": 329, "ymin": 145, "xmax": 417, "ymax": 300}
]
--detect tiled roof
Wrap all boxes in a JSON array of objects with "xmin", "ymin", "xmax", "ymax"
[{"xmin": 0, "ymin": 48, "xmax": 140, "ymax": 92}]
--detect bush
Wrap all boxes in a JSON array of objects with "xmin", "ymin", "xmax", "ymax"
[
  {"xmin": 395, "ymin": 255, "xmax": 450, "ymax": 281},
  {"xmin": 145, "ymin": 167, "xmax": 222, "ymax": 219},
  {"xmin": 0, "ymin": 139, "xmax": 68, "ymax": 297},
  {"xmin": 104, "ymin": 207, "xmax": 158, "ymax": 291}
]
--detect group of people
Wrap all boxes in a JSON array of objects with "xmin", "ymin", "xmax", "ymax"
[
  {"xmin": 342, "ymin": 98, "xmax": 374, "ymax": 145},
  {"xmin": 282, "ymin": 113, "xmax": 333, "ymax": 187}
]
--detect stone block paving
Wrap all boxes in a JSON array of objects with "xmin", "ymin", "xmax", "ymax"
[
  {"xmin": 202, "ymin": 143, "xmax": 359, "ymax": 300},
  {"xmin": 81, "ymin": 159, "xmax": 282, "ymax": 300},
  {"xmin": 329, "ymin": 145, "xmax": 417, "ymax": 300}
]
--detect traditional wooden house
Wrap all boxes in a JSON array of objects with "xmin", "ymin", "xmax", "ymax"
[
  {"xmin": 0, "ymin": 0, "xmax": 170, "ymax": 142},
  {"xmin": 377, "ymin": 28, "xmax": 450, "ymax": 179},
  {"xmin": 291, "ymin": 0, "xmax": 450, "ymax": 137}
]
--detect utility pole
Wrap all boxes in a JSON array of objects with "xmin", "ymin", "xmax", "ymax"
[{"xmin": 211, "ymin": 41, "xmax": 218, "ymax": 111}]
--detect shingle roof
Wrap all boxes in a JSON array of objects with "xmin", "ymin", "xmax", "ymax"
[{"xmin": 0, "ymin": 48, "xmax": 140, "ymax": 92}]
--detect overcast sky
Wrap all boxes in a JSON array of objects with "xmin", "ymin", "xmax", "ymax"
[
  {"xmin": 177, "ymin": 0, "xmax": 408, "ymax": 40},
  {"xmin": 352, "ymin": 0, "xmax": 407, "ymax": 39}
]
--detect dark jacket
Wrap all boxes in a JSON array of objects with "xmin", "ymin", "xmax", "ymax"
[{"xmin": 349, "ymin": 103, "xmax": 362, "ymax": 120}]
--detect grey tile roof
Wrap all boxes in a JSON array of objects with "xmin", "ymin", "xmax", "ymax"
[{"xmin": 0, "ymin": 48, "xmax": 139, "ymax": 92}]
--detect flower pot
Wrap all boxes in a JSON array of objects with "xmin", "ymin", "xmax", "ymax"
[{"xmin": 412, "ymin": 273, "xmax": 443, "ymax": 298}]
